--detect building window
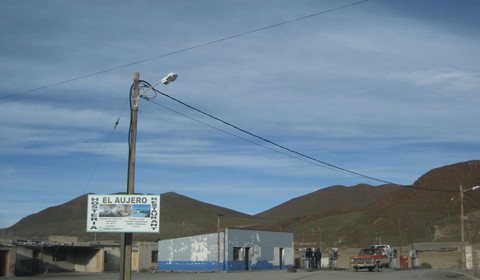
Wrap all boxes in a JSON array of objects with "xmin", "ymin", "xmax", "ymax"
[
  {"xmin": 151, "ymin": 250, "xmax": 158, "ymax": 263},
  {"xmin": 233, "ymin": 247, "xmax": 242, "ymax": 261}
]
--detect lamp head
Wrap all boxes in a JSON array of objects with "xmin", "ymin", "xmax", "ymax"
[{"xmin": 161, "ymin": 73, "xmax": 178, "ymax": 85}]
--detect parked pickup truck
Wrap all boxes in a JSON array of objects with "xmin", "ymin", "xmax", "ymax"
[{"xmin": 350, "ymin": 247, "xmax": 390, "ymax": 272}]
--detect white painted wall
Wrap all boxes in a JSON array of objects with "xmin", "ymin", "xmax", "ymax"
[{"xmin": 157, "ymin": 229, "xmax": 294, "ymax": 271}]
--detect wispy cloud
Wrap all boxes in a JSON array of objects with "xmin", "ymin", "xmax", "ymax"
[{"xmin": 386, "ymin": 69, "xmax": 480, "ymax": 93}]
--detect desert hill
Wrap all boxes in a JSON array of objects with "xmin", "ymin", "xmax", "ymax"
[
  {"xmin": 362, "ymin": 160, "xmax": 480, "ymax": 244},
  {"xmin": 247, "ymin": 161, "xmax": 480, "ymax": 247},
  {"xmin": 0, "ymin": 192, "xmax": 268, "ymax": 242},
  {"xmin": 256, "ymin": 183, "xmax": 397, "ymax": 218},
  {"xmin": 1, "ymin": 160, "xmax": 480, "ymax": 247}
]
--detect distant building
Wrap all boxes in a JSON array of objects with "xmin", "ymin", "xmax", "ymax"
[
  {"xmin": 0, "ymin": 240, "xmax": 16, "ymax": 277},
  {"xmin": 2, "ymin": 236, "xmax": 158, "ymax": 276},
  {"xmin": 13, "ymin": 239, "xmax": 103, "ymax": 275},
  {"xmin": 157, "ymin": 228, "xmax": 294, "ymax": 271}
]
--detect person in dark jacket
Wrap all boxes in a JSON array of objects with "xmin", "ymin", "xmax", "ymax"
[
  {"xmin": 314, "ymin": 248, "xmax": 322, "ymax": 269},
  {"xmin": 305, "ymin": 247, "xmax": 313, "ymax": 269}
]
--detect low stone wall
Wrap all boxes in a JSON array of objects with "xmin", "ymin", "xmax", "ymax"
[
  {"xmin": 417, "ymin": 250, "xmax": 460, "ymax": 269},
  {"xmin": 329, "ymin": 247, "xmax": 462, "ymax": 270}
]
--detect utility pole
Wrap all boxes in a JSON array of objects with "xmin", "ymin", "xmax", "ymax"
[
  {"xmin": 398, "ymin": 218, "xmax": 403, "ymax": 256},
  {"xmin": 317, "ymin": 227, "xmax": 321, "ymax": 248},
  {"xmin": 118, "ymin": 72, "xmax": 177, "ymax": 280},
  {"xmin": 460, "ymin": 184, "xmax": 465, "ymax": 270},
  {"xmin": 120, "ymin": 72, "xmax": 140, "ymax": 280}
]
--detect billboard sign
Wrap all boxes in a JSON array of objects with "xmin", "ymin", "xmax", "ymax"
[{"xmin": 87, "ymin": 194, "xmax": 160, "ymax": 233}]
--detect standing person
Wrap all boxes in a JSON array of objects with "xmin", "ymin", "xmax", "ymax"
[
  {"xmin": 305, "ymin": 247, "xmax": 313, "ymax": 269},
  {"xmin": 329, "ymin": 248, "xmax": 338, "ymax": 269},
  {"xmin": 328, "ymin": 250, "xmax": 333, "ymax": 268},
  {"xmin": 314, "ymin": 248, "xmax": 322, "ymax": 269}
]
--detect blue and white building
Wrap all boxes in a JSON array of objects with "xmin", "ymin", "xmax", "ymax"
[{"xmin": 157, "ymin": 228, "xmax": 294, "ymax": 271}]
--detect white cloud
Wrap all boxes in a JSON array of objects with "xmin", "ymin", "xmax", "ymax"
[
  {"xmin": 0, "ymin": 102, "xmax": 116, "ymax": 128},
  {"xmin": 386, "ymin": 69, "xmax": 480, "ymax": 93}
]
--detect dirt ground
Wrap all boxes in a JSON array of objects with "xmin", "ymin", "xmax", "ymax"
[{"xmin": 3, "ymin": 269, "xmax": 479, "ymax": 280}]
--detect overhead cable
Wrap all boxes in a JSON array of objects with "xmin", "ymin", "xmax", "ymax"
[
  {"xmin": 146, "ymin": 90, "xmax": 468, "ymax": 194},
  {"xmin": 0, "ymin": 0, "xmax": 371, "ymax": 100},
  {"xmin": 147, "ymin": 84, "xmax": 398, "ymax": 186}
]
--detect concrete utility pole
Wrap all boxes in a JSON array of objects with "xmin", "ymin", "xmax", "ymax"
[
  {"xmin": 119, "ymin": 72, "xmax": 177, "ymax": 280},
  {"xmin": 458, "ymin": 184, "xmax": 480, "ymax": 270},
  {"xmin": 460, "ymin": 184, "xmax": 465, "ymax": 270},
  {"xmin": 120, "ymin": 72, "xmax": 140, "ymax": 280}
]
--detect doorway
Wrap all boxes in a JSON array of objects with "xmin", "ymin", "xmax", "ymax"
[
  {"xmin": 244, "ymin": 247, "xmax": 250, "ymax": 271},
  {"xmin": 279, "ymin": 248, "xmax": 283, "ymax": 269},
  {"xmin": 0, "ymin": 250, "xmax": 8, "ymax": 276},
  {"xmin": 32, "ymin": 249, "xmax": 41, "ymax": 274}
]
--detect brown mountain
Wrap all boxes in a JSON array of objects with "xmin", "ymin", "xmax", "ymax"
[
  {"xmin": 0, "ymin": 192, "xmax": 268, "ymax": 242},
  {"xmin": 158, "ymin": 192, "xmax": 268, "ymax": 239},
  {"xmin": 248, "ymin": 160, "xmax": 480, "ymax": 247},
  {"xmin": 256, "ymin": 183, "xmax": 398, "ymax": 219},
  {"xmin": 1, "ymin": 160, "xmax": 479, "ymax": 248},
  {"xmin": 360, "ymin": 160, "xmax": 480, "ymax": 245}
]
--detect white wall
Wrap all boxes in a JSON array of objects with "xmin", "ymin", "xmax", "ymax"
[
  {"xmin": 157, "ymin": 229, "xmax": 294, "ymax": 271},
  {"xmin": 158, "ymin": 232, "xmax": 224, "ymax": 271},
  {"xmin": 224, "ymin": 229, "xmax": 294, "ymax": 271}
]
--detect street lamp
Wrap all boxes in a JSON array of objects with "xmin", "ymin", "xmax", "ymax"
[
  {"xmin": 120, "ymin": 72, "xmax": 177, "ymax": 280},
  {"xmin": 460, "ymin": 185, "xmax": 480, "ymax": 270}
]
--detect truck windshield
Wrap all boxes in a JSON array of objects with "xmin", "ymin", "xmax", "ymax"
[{"xmin": 359, "ymin": 249, "xmax": 378, "ymax": 255}]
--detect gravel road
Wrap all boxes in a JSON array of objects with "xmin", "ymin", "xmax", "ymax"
[{"xmin": 4, "ymin": 269, "xmax": 479, "ymax": 280}]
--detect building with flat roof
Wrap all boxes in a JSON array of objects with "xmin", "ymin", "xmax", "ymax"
[{"xmin": 157, "ymin": 228, "xmax": 294, "ymax": 271}]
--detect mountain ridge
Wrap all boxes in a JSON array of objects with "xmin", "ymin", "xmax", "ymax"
[{"xmin": 1, "ymin": 160, "xmax": 480, "ymax": 247}]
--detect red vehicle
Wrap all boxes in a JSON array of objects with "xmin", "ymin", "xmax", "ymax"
[{"xmin": 350, "ymin": 247, "xmax": 390, "ymax": 272}]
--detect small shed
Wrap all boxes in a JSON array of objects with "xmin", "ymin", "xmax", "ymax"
[{"xmin": 157, "ymin": 228, "xmax": 294, "ymax": 271}]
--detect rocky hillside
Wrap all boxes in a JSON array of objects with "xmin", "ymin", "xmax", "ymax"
[
  {"xmin": 0, "ymin": 192, "xmax": 268, "ymax": 242},
  {"xmin": 249, "ymin": 160, "xmax": 480, "ymax": 247},
  {"xmin": 1, "ymin": 160, "xmax": 479, "ymax": 247},
  {"xmin": 256, "ymin": 184, "xmax": 398, "ymax": 218}
]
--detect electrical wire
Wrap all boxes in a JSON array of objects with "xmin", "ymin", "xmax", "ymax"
[
  {"xmin": 0, "ymin": 0, "xmax": 372, "ymax": 100},
  {"xmin": 143, "ymin": 82, "xmax": 480, "ymax": 195},
  {"xmin": 141, "ymin": 82, "xmax": 397, "ymax": 186},
  {"xmin": 146, "ymin": 96, "xmax": 353, "ymax": 176},
  {"xmin": 146, "ymin": 94, "xmax": 466, "ymax": 194},
  {"xmin": 465, "ymin": 192, "xmax": 480, "ymax": 204},
  {"xmin": 39, "ymin": 97, "xmax": 131, "ymax": 279}
]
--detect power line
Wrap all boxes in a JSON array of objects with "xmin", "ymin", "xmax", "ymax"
[
  {"xmin": 465, "ymin": 191, "xmax": 480, "ymax": 204},
  {"xmin": 0, "ymin": 0, "xmax": 372, "ymax": 100},
  {"xmin": 40, "ymin": 97, "xmax": 131, "ymax": 279},
  {"xmin": 147, "ymin": 97, "xmax": 354, "ymax": 176},
  {"xmin": 144, "ymin": 82, "xmax": 397, "ymax": 186},
  {"xmin": 147, "ymin": 93, "xmax": 470, "ymax": 194},
  {"xmin": 144, "ymin": 84, "xmax": 480, "ymax": 195}
]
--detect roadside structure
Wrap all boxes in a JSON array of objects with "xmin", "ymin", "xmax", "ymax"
[
  {"xmin": 3, "ymin": 236, "xmax": 158, "ymax": 276},
  {"xmin": 157, "ymin": 228, "xmax": 294, "ymax": 271},
  {"xmin": 0, "ymin": 240, "xmax": 16, "ymax": 277},
  {"xmin": 13, "ymin": 239, "xmax": 103, "ymax": 275}
]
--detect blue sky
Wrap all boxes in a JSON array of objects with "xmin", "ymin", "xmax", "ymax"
[{"xmin": 1, "ymin": 0, "xmax": 479, "ymax": 229}]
